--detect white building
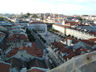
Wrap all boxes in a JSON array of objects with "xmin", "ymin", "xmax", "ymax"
[
  {"xmin": 52, "ymin": 24, "xmax": 96, "ymax": 39},
  {"xmin": 81, "ymin": 15, "xmax": 96, "ymax": 20}
]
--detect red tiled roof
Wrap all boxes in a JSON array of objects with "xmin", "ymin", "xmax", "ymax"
[
  {"xmin": 19, "ymin": 43, "xmax": 43, "ymax": 57},
  {"xmin": 63, "ymin": 52, "xmax": 76, "ymax": 60},
  {"xmin": 67, "ymin": 48, "xmax": 73, "ymax": 53},
  {"xmin": 0, "ymin": 62, "xmax": 10, "ymax": 72},
  {"xmin": 80, "ymin": 48, "xmax": 88, "ymax": 52},
  {"xmin": 6, "ymin": 48, "xmax": 18, "ymax": 57},
  {"xmin": 51, "ymin": 42, "xmax": 67, "ymax": 53},
  {"xmin": 65, "ymin": 21, "xmax": 80, "ymax": 25},
  {"xmin": 65, "ymin": 21, "xmax": 80, "ymax": 26},
  {"xmin": 63, "ymin": 47, "xmax": 88, "ymax": 60},
  {"xmin": 67, "ymin": 52, "xmax": 76, "ymax": 59},
  {"xmin": 8, "ymin": 34, "xmax": 28, "ymax": 41},
  {"xmin": 89, "ymin": 38, "xmax": 96, "ymax": 41},
  {"xmin": 55, "ymin": 21, "xmax": 59, "ymax": 23},
  {"xmin": 52, "ymin": 42, "xmax": 88, "ymax": 60},
  {"xmin": 65, "ymin": 23, "xmax": 72, "ymax": 26},
  {"xmin": 27, "ymin": 69, "xmax": 44, "ymax": 72},
  {"xmin": 29, "ymin": 22, "xmax": 45, "ymax": 24},
  {"xmin": 81, "ymin": 40, "xmax": 95, "ymax": 46},
  {"xmin": 53, "ymin": 24, "xmax": 70, "ymax": 28},
  {"xmin": 6, "ymin": 43, "xmax": 43, "ymax": 58},
  {"xmin": 75, "ymin": 47, "xmax": 88, "ymax": 55}
]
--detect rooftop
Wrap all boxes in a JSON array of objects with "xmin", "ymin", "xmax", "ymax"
[
  {"xmin": 27, "ymin": 68, "xmax": 44, "ymax": 72},
  {"xmin": 51, "ymin": 42, "xmax": 67, "ymax": 53},
  {"xmin": 19, "ymin": 43, "xmax": 43, "ymax": 57},
  {"xmin": 6, "ymin": 43, "xmax": 43, "ymax": 58},
  {"xmin": 51, "ymin": 42, "xmax": 88, "ymax": 60},
  {"xmin": 6, "ymin": 48, "xmax": 18, "ymax": 57},
  {"xmin": 0, "ymin": 31, "xmax": 5, "ymax": 37},
  {"xmin": 0, "ymin": 61, "xmax": 10, "ymax": 72},
  {"xmin": 7, "ymin": 33, "xmax": 28, "ymax": 42},
  {"xmin": 29, "ymin": 22, "xmax": 46, "ymax": 24},
  {"xmin": 26, "ymin": 58, "xmax": 47, "ymax": 69}
]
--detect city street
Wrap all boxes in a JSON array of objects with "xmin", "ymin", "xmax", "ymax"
[{"xmin": 31, "ymin": 31, "xmax": 46, "ymax": 51}]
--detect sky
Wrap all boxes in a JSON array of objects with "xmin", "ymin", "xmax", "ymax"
[{"xmin": 0, "ymin": 0, "xmax": 96, "ymax": 15}]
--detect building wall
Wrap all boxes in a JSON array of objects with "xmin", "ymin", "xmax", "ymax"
[
  {"xmin": 52, "ymin": 25, "xmax": 65, "ymax": 34},
  {"xmin": 28, "ymin": 24, "xmax": 47, "ymax": 34},
  {"xmin": 66, "ymin": 28, "xmax": 95, "ymax": 39},
  {"xmin": 52, "ymin": 24, "xmax": 96, "ymax": 39},
  {"xmin": 14, "ymin": 50, "xmax": 34, "ymax": 61}
]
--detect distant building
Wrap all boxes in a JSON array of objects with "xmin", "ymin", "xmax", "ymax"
[{"xmin": 28, "ymin": 22, "xmax": 47, "ymax": 34}]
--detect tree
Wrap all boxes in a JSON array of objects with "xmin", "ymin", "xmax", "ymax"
[
  {"xmin": 26, "ymin": 13, "xmax": 31, "ymax": 17},
  {"xmin": 21, "ymin": 13, "xmax": 31, "ymax": 18},
  {"xmin": 0, "ymin": 17, "xmax": 8, "ymax": 21},
  {"xmin": 32, "ymin": 14, "xmax": 38, "ymax": 18},
  {"xmin": 26, "ymin": 28, "xmax": 35, "ymax": 42},
  {"xmin": 26, "ymin": 28, "xmax": 31, "ymax": 34},
  {"xmin": 76, "ymin": 17, "xmax": 83, "ymax": 23},
  {"xmin": 32, "ymin": 14, "xmax": 38, "ymax": 21}
]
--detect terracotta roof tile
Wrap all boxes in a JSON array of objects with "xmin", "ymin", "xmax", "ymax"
[
  {"xmin": 89, "ymin": 38, "xmax": 96, "ymax": 41},
  {"xmin": 53, "ymin": 24, "xmax": 70, "ymax": 28},
  {"xmin": 52, "ymin": 42, "xmax": 88, "ymax": 60},
  {"xmin": 65, "ymin": 21, "xmax": 80, "ymax": 24},
  {"xmin": 7, "ymin": 43, "xmax": 43, "ymax": 58},
  {"xmin": 27, "ymin": 69, "xmax": 44, "ymax": 72},
  {"xmin": 67, "ymin": 52, "xmax": 76, "ymax": 59},
  {"xmin": 81, "ymin": 40, "xmax": 95, "ymax": 46},
  {"xmin": 62, "ymin": 47, "xmax": 88, "ymax": 60},
  {"xmin": 51, "ymin": 42, "xmax": 67, "ymax": 53},
  {"xmin": 6, "ymin": 48, "xmax": 18, "ymax": 57},
  {"xmin": 19, "ymin": 43, "xmax": 43, "ymax": 57},
  {"xmin": 29, "ymin": 22, "xmax": 45, "ymax": 24},
  {"xmin": 8, "ymin": 34, "xmax": 28, "ymax": 42}
]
